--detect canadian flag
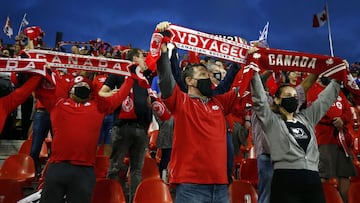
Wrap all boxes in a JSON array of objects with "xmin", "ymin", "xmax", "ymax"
[
  {"xmin": 3, "ymin": 16, "xmax": 13, "ymax": 38},
  {"xmin": 313, "ymin": 7, "xmax": 327, "ymax": 27}
]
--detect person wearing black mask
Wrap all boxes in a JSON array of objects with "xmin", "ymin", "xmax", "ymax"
[
  {"xmin": 155, "ymin": 21, "xmax": 240, "ymax": 203},
  {"xmin": 37, "ymin": 72, "xmax": 142, "ymax": 203},
  {"xmin": 251, "ymin": 64, "xmax": 345, "ymax": 203}
]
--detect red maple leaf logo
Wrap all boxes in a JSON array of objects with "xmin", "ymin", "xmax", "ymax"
[
  {"xmin": 320, "ymin": 12, "xmax": 327, "ymax": 22},
  {"xmin": 151, "ymin": 40, "xmax": 159, "ymax": 49}
]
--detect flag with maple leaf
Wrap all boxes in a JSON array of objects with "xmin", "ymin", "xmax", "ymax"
[
  {"xmin": 313, "ymin": 7, "xmax": 327, "ymax": 27},
  {"xmin": 3, "ymin": 16, "xmax": 13, "ymax": 38}
]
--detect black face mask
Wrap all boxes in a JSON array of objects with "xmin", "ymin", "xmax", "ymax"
[
  {"xmin": 213, "ymin": 72, "xmax": 222, "ymax": 81},
  {"xmin": 195, "ymin": 78, "xmax": 213, "ymax": 97},
  {"xmin": 280, "ymin": 96, "xmax": 298, "ymax": 113},
  {"xmin": 320, "ymin": 77, "xmax": 331, "ymax": 86},
  {"xmin": 74, "ymin": 86, "xmax": 91, "ymax": 99}
]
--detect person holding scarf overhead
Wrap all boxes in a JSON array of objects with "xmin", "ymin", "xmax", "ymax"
[
  {"xmin": 155, "ymin": 21, "xmax": 239, "ymax": 203},
  {"xmin": 249, "ymin": 49, "xmax": 347, "ymax": 202},
  {"xmin": 37, "ymin": 67, "xmax": 143, "ymax": 203}
]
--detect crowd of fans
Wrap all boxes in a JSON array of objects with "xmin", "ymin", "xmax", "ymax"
[{"xmin": 1, "ymin": 23, "xmax": 360, "ymax": 203}]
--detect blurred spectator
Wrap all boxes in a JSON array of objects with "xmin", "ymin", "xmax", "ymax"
[
  {"xmin": 307, "ymin": 76, "xmax": 356, "ymax": 203},
  {"xmin": 100, "ymin": 48, "xmax": 153, "ymax": 202}
]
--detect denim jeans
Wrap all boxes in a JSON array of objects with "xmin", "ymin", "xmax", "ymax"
[
  {"xmin": 176, "ymin": 183, "xmax": 229, "ymax": 203},
  {"xmin": 98, "ymin": 114, "xmax": 114, "ymax": 145},
  {"xmin": 30, "ymin": 110, "xmax": 52, "ymax": 170},
  {"xmin": 226, "ymin": 131, "xmax": 235, "ymax": 184},
  {"xmin": 257, "ymin": 154, "xmax": 273, "ymax": 203},
  {"xmin": 107, "ymin": 124, "xmax": 148, "ymax": 203}
]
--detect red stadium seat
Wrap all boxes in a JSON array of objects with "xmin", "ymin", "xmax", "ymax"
[
  {"xmin": 91, "ymin": 179, "xmax": 126, "ymax": 203},
  {"xmin": 94, "ymin": 155, "xmax": 110, "ymax": 179},
  {"xmin": 18, "ymin": 139, "xmax": 48, "ymax": 162},
  {"xmin": 155, "ymin": 148, "xmax": 162, "ymax": 164},
  {"xmin": 239, "ymin": 158, "xmax": 258, "ymax": 187},
  {"xmin": 36, "ymin": 161, "xmax": 49, "ymax": 190},
  {"xmin": 348, "ymin": 180, "xmax": 360, "ymax": 203},
  {"xmin": 322, "ymin": 182, "xmax": 344, "ymax": 203},
  {"xmin": 142, "ymin": 157, "xmax": 160, "ymax": 180},
  {"xmin": 229, "ymin": 180, "xmax": 258, "ymax": 203},
  {"xmin": 0, "ymin": 153, "xmax": 36, "ymax": 187},
  {"xmin": 148, "ymin": 130, "xmax": 159, "ymax": 150},
  {"xmin": 133, "ymin": 178, "xmax": 173, "ymax": 203},
  {"xmin": 0, "ymin": 179, "xmax": 24, "ymax": 203}
]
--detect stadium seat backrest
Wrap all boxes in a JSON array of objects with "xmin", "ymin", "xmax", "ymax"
[
  {"xmin": 18, "ymin": 139, "xmax": 32, "ymax": 154},
  {"xmin": 18, "ymin": 139, "xmax": 48, "ymax": 159},
  {"xmin": 91, "ymin": 179, "xmax": 126, "ymax": 203},
  {"xmin": 94, "ymin": 155, "xmax": 110, "ymax": 179},
  {"xmin": 322, "ymin": 182, "xmax": 344, "ymax": 203},
  {"xmin": 133, "ymin": 178, "xmax": 173, "ymax": 203},
  {"xmin": 239, "ymin": 158, "xmax": 258, "ymax": 187},
  {"xmin": 0, "ymin": 179, "xmax": 24, "ymax": 203},
  {"xmin": 0, "ymin": 153, "xmax": 35, "ymax": 186},
  {"xmin": 142, "ymin": 157, "xmax": 160, "ymax": 180},
  {"xmin": 348, "ymin": 180, "xmax": 360, "ymax": 203},
  {"xmin": 229, "ymin": 180, "xmax": 258, "ymax": 203}
]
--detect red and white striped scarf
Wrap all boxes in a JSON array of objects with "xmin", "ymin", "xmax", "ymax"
[
  {"xmin": 146, "ymin": 24, "xmax": 251, "ymax": 71},
  {"xmin": 0, "ymin": 49, "xmax": 135, "ymax": 77},
  {"xmin": 147, "ymin": 23, "xmax": 359, "ymax": 97},
  {"xmin": 0, "ymin": 57, "xmax": 47, "ymax": 75},
  {"xmin": 25, "ymin": 49, "xmax": 134, "ymax": 76}
]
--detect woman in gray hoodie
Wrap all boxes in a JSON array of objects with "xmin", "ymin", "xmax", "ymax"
[{"xmin": 251, "ymin": 70, "xmax": 342, "ymax": 203}]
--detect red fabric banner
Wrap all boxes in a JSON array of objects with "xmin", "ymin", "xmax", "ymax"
[
  {"xmin": 248, "ymin": 48, "xmax": 346, "ymax": 80},
  {"xmin": 167, "ymin": 24, "xmax": 251, "ymax": 64},
  {"xmin": 25, "ymin": 49, "xmax": 135, "ymax": 77},
  {"xmin": 0, "ymin": 57, "xmax": 46, "ymax": 75}
]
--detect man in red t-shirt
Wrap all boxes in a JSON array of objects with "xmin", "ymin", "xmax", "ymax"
[
  {"xmin": 156, "ymin": 22, "xmax": 238, "ymax": 203},
  {"xmin": 307, "ymin": 76, "xmax": 356, "ymax": 202},
  {"xmin": 36, "ymin": 72, "xmax": 138, "ymax": 203}
]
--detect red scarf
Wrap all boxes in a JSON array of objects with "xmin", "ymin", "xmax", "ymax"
[
  {"xmin": 146, "ymin": 23, "xmax": 360, "ymax": 96},
  {"xmin": 247, "ymin": 48, "xmax": 360, "ymax": 97},
  {"xmin": 0, "ymin": 57, "xmax": 46, "ymax": 75},
  {"xmin": 146, "ymin": 24, "xmax": 251, "ymax": 71},
  {"xmin": 25, "ymin": 49, "xmax": 134, "ymax": 76},
  {"xmin": 249, "ymin": 48, "xmax": 346, "ymax": 80}
]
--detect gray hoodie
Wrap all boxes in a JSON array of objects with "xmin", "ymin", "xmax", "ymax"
[{"xmin": 251, "ymin": 72, "xmax": 340, "ymax": 171}]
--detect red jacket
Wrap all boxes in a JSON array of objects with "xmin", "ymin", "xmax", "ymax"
[
  {"xmin": 35, "ymin": 75, "xmax": 134, "ymax": 166},
  {"xmin": 307, "ymin": 82, "xmax": 352, "ymax": 145},
  {"xmin": 0, "ymin": 75, "xmax": 42, "ymax": 135}
]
